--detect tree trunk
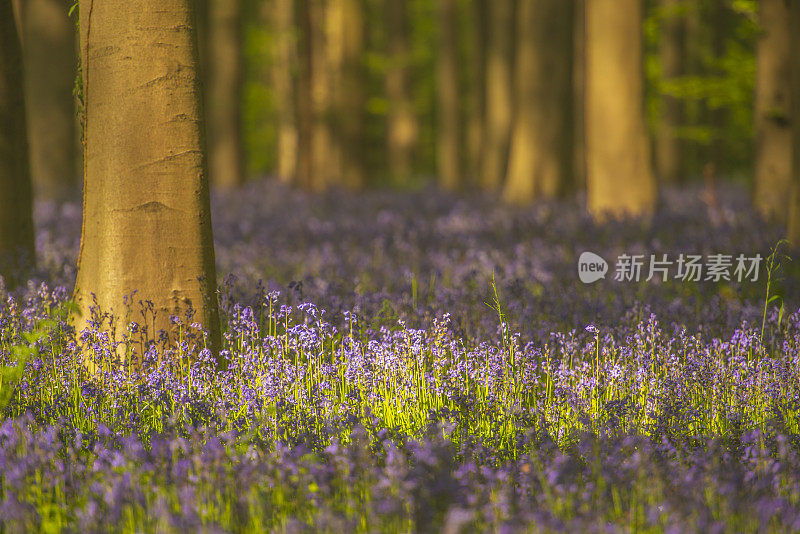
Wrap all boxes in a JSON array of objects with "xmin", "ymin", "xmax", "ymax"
[
  {"xmin": 385, "ymin": 0, "xmax": 417, "ymax": 183},
  {"xmin": 788, "ymin": 0, "xmax": 800, "ymax": 244},
  {"xmin": 655, "ymin": 0, "xmax": 684, "ymax": 184},
  {"xmin": 16, "ymin": 0, "xmax": 78, "ymax": 199},
  {"xmin": 270, "ymin": 0, "xmax": 298, "ymax": 184},
  {"xmin": 480, "ymin": 0, "xmax": 514, "ymax": 192},
  {"xmin": 336, "ymin": 0, "xmax": 366, "ymax": 189},
  {"xmin": 296, "ymin": 0, "xmax": 314, "ymax": 189},
  {"xmin": 754, "ymin": 0, "xmax": 791, "ymax": 222},
  {"xmin": 207, "ymin": 0, "xmax": 245, "ymax": 188},
  {"xmin": 503, "ymin": 0, "xmax": 573, "ymax": 204},
  {"xmin": 586, "ymin": 0, "xmax": 656, "ymax": 218},
  {"xmin": 436, "ymin": 0, "xmax": 460, "ymax": 191},
  {"xmin": 0, "ymin": 0, "xmax": 35, "ymax": 283},
  {"xmin": 573, "ymin": 0, "xmax": 586, "ymax": 191},
  {"xmin": 309, "ymin": 0, "xmax": 334, "ymax": 190},
  {"xmin": 465, "ymin": 0, "xmax": 486, "ymax": 186},
  {"xmin": 75, "ymin": 0, "xmax": 221, "ymax": 364}
]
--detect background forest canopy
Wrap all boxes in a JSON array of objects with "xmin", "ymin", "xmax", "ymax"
[{"xmin": 241, "ymin": 0, "xmax": 761, "ymax": 186}]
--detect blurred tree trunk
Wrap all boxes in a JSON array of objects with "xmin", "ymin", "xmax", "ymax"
[
  {"xmin": 15, "ymin": 0, "xmax": 78, "ymax": 199},
  {"xmin": 655, "ymin": 0, "xmax": 685, "ymax": 184},
  {"xmin": 336, "ymin": 0, "xmax": 366, "ymax": 189},
  {"xmin": 436, "ymin": 0, "xmax": 460, "ymax": 191},
  {"xmin": 309, "ymin": 0, "xmax": 334, "ymax": 190},
  {"xmin": 754, "ymin": 0, "xmax": 791, "ymax": 222},
  {"xmin": 708, "ymin": 0, "xmax": 728, "ymax": 177},
  {"xmin": 503, "ymin": 0, "xmax": 573, "ymax": 204},
  {"xmin": 75, "ymin": 0, "xmax": 221, "ymax": 364},
  {"xmin": 480, "ymin": 0, "xmax": 514, "ymax": 192},
  {"xmin": 586, "ymin": 0, "xmax": 656, "ymax": 218},
  {"xmin": 296, "ymin": 0, "xmax": 313, "ymax": 189},
  {"xmin": 573, "ymin": 0, "xmax": 586, "ymax": 191},
  {"xmin": 207, "ymin": 0, "xmax": 245, "ymax": 188},
  {"xmin": 270, "ymin": 0, "xmax": 298, "ymax": 183},
  {"xmin": 466, "ymin": 0, "xmax": 486, "ymax": 186},
  {"xmin": 788, "ymin": 0, "xmax": 800, "ymax": 244},
  {"xmin": 385, "ymin": 0, "xmax": 417, "ymax": 183},
  {"xmin": 0, "ymin": 0, "xmax": 35, "ymax": 282}
]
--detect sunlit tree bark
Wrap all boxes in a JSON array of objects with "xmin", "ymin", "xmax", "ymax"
[
  {"xmin": 75, "ymin": 0, "xmax": 221, "ymax": 363},
  {"xmin": 586, "ymin": 0, "xmax": 656, "ymax": 218},
  {"xmin": 385, "ymin": 0, "xmax": 417, "ymax": 182},
  {"xmin": 655, "ymin": 0, "xmax": 685, "ymax": 184},
  {"xmin": 0, "ymin": 0, "xmax": 35, "ymax": 282},
  {"xmin": 480, "ymin": 0, "xmax": 514, "ymax": 192},
  {"xmin": 754, "ymin": 0, "xmax": 791, "ymax": 222},
  {"xmin": 436, "ymin": 0, "xmax": 460, "ymax": 191},
  {"xmin": 16, "ymin": 0, "xmax": 78, "ymax": 199},
  {"xmin": 503, "ymin": 0, "xmax": 573, "ymax": 204},
  {"xmin": 270, "ymin": 0, "xmax": 299, "ymax": 183}
]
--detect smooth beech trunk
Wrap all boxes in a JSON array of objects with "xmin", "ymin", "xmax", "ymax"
[
  {"xmin": 16, "ymin": 0, "xmax": 78, "ymax": 199},
  {"xmin": 0, "ymin": 0, "xmax": 35, "ymax": 282},
  {"xmin": 788, "ymin": 0, "xmax": 800, "ymax": 244},
  {"xmin": 75, "ymin": 0, "xmax": 221, "ymax": 362},
  {"xmin": 586, "ymin": 0, "xmax": 656, "ymax": 218},
  {"xmin": 335, "ymin": 0, "xmax": 366, "ymax": 189},
  {"xmin": 436, "ymin": 0, "xmax": 460, "ymax": 191},
  {"xmin": 655, "ymin": 0, "xmax": 684, "ymax": 184},
  {"xmin": 480, "ymin": 0, "xmax": 514, "ymax": 192},
  {"xmin": 503, "ymin": 0, "xmax": 573, "ymax": 204},
  {"xmin": 207, "ymin": 0, "xmax": 244, "ymax": 188},
  {"xmin": 754, "ymin": 0, "xmax": 792, "ymax": 222},
  {"xmin": 385, "ymin": 0, "xmax": 417, "ymax": 182},
  {"xmin": 270, "ymin": 0, "xmax": 298, "ymax": 183}
]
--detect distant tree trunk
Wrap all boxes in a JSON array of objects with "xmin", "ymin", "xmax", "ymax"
[
  {"xmin": 573, "ymin": 0, "xmax": 586, "ymax": 191},
  {"xmin": 466, "ymin": 0, "xmax": 486, "ymax": 186},
  {"xmin": 708, "ymin": 0, "xmax": 728, "ymax": 176},
  {"xmin": 586, "ymin": 0, "xmax": 656, "ymax": 218},
  {"xmin": 337, "ymin": 0, "xmax": 366, "ymax": 189},
  {"xmin": 436, "ymin": 0, "xmax": 460, "ymax": 191},
  {"xmin": 655, "ymin": 0, "xmax": 684, "ymax": 184},
  {"xmin": 207, "ymin": 0, "xmax": 245, "ymax": 188},
  {"xmin": 270, "ymin": 0, "xmax": 298, "ymax": 183},
  {"xmin": 788, "ymin": 0, "xmax": 800, "ymax": 244},
  {"xmin": 480, "ymin": 0, "xmax": 514, "ymax": 192},
  {"xmin": 385, "ymin": 0, "xmax": 417, "ymax": 183},
  {"xmin": 754, "ymin": 0, "xmax": 791, "ymax": 222},
  {"xmin": 503, "ymin": 0, "xmax": 573, "ymax": 204},
  {"xmin": 309, "ymin": 0, "xmax": 333, "ymax": 190},
  {"xmin": 0, "ymin": 0, "xmax": 35, "ymax": 282},
  {"xmin": 75, "ymin": 0, "xmax": 221, "ymax": 364},
  {"xmin": 16, "ymin": 0, "xmax": 78, "ymax": 199},
  {"xmin": 296, "ymin": 0, "xmax": 314, "ymax": 189}
]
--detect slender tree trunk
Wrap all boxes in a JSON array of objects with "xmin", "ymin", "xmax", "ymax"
[
  {"xmin": 466, "ymin": 0, "xmax": 486, "ymax": 186},
  {"xmin": 207, "ymin": 0, "xmax": 245, "ymax": 188},
  {"xmin": 385, "ymin": 0, "xmax": 417, "ymax": 183},
  {"xmin": 788, "ymin": 0, "xmax": 800, "ymax": 244},
  {"xmin": 436, "ymin": 0, "xmax": 460, "ymax": 191},
  {"xmin": 309, "ymin": 0, "xmax": 333, "ymax": 190},
  {"xmin": 0, "ymin": 0, "xmax": 35, "ymax": 283},
  {"xmin": 503, "ymin": 0, "xmax": 573, "ymax": 204},
  {"xmin": 337, "ymin": 0, "xmax": 366, "ymax": 189},
  {"xmin": 75, "ymin": 0, "xmax": 221, "ymax": 364},
  {"xmin": 586, "ymin": 0, "xmax": 656, "ymax": 218},
  {"xmin": 573, "ymin": 0, "xmax": 586, "ymax": 191},
  {"xmin": 296, "ymin": 0, "xmax": 314, "ymax": 189},
  {"xmin": 16, "ymin": 0, "xmax": 78, "ymax": 199},
  {"xmin": 480, "ymin": 0, "xmax": 514, "ymax": 192},
  {"xmin": 656, "ymin": 0, "xmax": 684, "ymax": 184},
  {"xmin": 270, "ymin": 0, "xmax": 298, "ymax": 183},
  {"xmin": 754, "ymin": 0, "xmax": 791, "ymax": 222}
]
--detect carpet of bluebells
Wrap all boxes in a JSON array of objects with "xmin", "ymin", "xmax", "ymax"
[{"xmin": 2, "ymin": 179, "xmax": 800, "ymax": 532}]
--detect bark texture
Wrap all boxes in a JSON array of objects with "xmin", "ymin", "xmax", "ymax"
[
  {"xmin": 480, "ymin": 0, "xmax": 514, "ymax": 192},
  {"xmin": 754, "ymin": 0, "xmax": 792, "ymax": 222},
  {"xmin": 586, "ymin": 0, "xmax": 656, "ymax": 218},
  {"xmin": 207, "ymin": 0, "xmax": 245, "ymax": 188},
  {"xmin": 436, "ymin": 0, "xmax": 460, "ymax": 191},
  {"xmin": 270, "ymin": 0, "xmax": 298, "ymax": 183},
  {"xmin": 385, "ymin": 0, "xmax": 417, "ymax": 182},
  {"xmin": 16, "ymin": 0, "xmax": 78, "ymax": 199},
  {"xmin": 75, "ymin": 0, "xmax": 221, "ymax": 362},
  {"xmin": 503, "ymin": 0, "xmax": 573, "ymax": 204},
  {"xmin": 655, "ymin": 0, "xmax": 684, "ymax": 184},
  {"xmin": 0, "ymin": 0, "xmax": 35, "ymax": 283}
]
